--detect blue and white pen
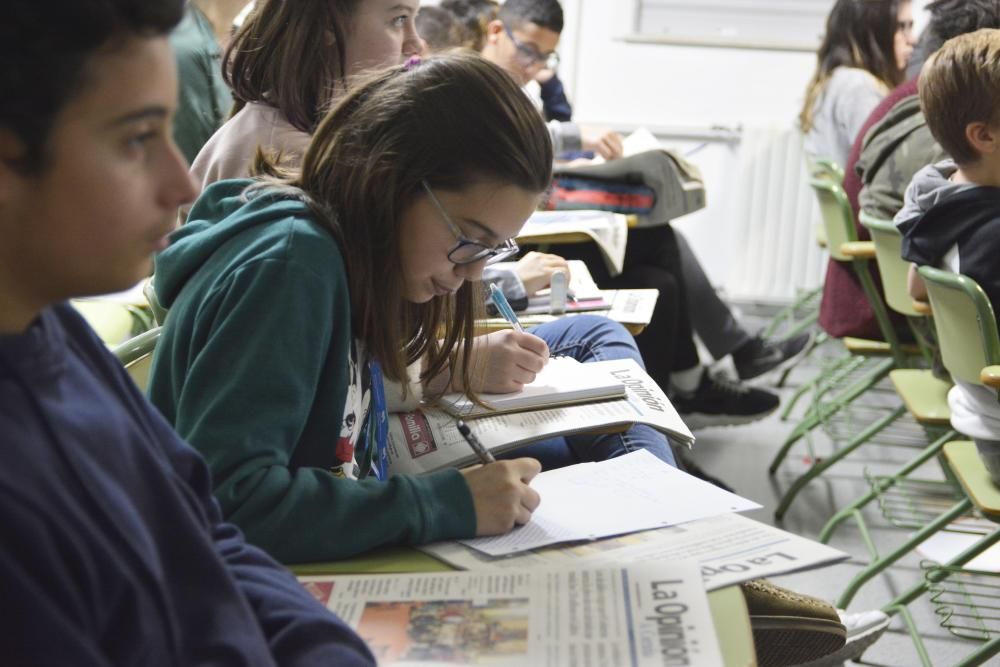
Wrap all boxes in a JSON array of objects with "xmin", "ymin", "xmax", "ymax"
[{"xmin": 489, "ymin": 282, "xmax": 525, "ymax": 333}]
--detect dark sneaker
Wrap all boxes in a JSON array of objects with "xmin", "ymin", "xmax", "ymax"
[
  {"xmin": 673, "ymin": 370, "xmax": 780, "ymax": 429},
  {"xmin": 733, "ymin": 332, "xmax": 814, "ymax": 381}
]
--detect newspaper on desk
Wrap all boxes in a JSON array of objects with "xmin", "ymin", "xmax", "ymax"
[
  {"xmin": 422, "ymin": 513, "xmax": 849, "ymax": 592},
  {"xmin": 300, "ymin": 561, "xmax": 723, "ymax": 667},
  {"xmin": 518, "ymin": 210, "xmax": 628, "ymax": 276},
  {"xmin": 386, "ymin": 359, "xmax": 694, "ymax": 476}
]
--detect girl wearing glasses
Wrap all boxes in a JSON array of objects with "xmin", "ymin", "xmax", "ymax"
[
  {"xmin": 801, "ymin": 0, "xmax": 917, "ymax": 168},
  {"xmin": 150, "ymin": 53, "xmax": 678, "ymax": 566}
]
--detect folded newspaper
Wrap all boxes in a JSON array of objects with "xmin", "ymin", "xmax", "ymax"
[
  {"xmin": 421, "ymin": 512, "xmax": 849, "ymax": 592},
  {"xmin": 387, "ymin": 358, "xmax": 694, "ymax": 476},
  {"xmin": 300, "ymin": 561, "xmax": 723, "ymax": 667},
  {"xmin": 517, "ymin": 210, "xmax": 628, "ymax": 276}
]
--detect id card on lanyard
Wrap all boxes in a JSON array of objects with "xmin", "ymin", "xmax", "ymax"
[{"xmin": 358, "ymin": 358, "xmax": 389, "ymax": 480}]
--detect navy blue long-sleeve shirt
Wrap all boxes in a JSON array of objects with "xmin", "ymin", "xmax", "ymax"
[{"xmin": 0, "ymin": 304, "xmax": 374, "ymax": 666}]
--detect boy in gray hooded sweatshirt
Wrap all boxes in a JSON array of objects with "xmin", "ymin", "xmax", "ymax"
[{"xmin": 896, "ymin": 28, "xmax": 1000, "ymax": 481}]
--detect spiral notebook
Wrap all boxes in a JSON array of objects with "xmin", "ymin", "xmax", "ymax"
[{"xmin": 439, "ymin": 356, "xmax": 626, "ymax": 418}]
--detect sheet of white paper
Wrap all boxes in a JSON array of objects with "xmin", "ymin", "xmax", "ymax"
[{"xmin": 458, "ymin": 450, "xmax": 760, "ymax": 556}]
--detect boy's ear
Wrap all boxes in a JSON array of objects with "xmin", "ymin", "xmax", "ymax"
[
  {"xmin": 485, "ymin": 19, "xmax": 504, "ymax": 47},
  {"xmin": 965, "ymin": 121, "xmax": 1000, "ymax": 156}
]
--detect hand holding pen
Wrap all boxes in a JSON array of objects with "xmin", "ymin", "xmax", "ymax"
[
  {"xmin": 456, "ymin": 420, "xmax": 542, "ymax": 534},
  {"xmin": 489, "ymin": 283, "xmax": 524, "ymax": 333},
  {"xmin": 456, "ymin": 419, "xmax": 496, "ymax": 464}
]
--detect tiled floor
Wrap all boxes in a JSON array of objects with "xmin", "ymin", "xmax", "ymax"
[{"xmin": 687, "ymin": 327, "xmax": 999, "ymax": 666}]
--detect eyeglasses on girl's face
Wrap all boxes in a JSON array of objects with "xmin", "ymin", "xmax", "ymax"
[{"xmin": 421, "ymin": 181, "xmax": 520, "ymax": 265}]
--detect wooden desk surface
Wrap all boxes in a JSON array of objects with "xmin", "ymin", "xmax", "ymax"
[{"xmin": 944, "ymin": 441, "xmax": 1000, "ymax": 522}]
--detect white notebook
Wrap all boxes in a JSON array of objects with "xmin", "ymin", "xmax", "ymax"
[{"xmin": 440, "ymin": 356, "xmax": 626, "ymax": 418}]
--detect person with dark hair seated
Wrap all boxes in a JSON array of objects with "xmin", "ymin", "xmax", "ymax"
[
  {"xmin": 463, "ymin": 0, "xmax": 815, "ymax": 429},
  {"xmin": 415, "ymin": 5, "xmax": 459, "ymax": 54}
]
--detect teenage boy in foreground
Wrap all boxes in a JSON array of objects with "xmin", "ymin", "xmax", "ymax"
[{"xmin": 0, "ymin": 1, "xmax": 372, "ymax": 664}]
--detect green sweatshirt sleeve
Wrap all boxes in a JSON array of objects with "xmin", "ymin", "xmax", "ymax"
[{"xmin": 152, "ymin": 235, "xmax": 476, "ymax": 564}]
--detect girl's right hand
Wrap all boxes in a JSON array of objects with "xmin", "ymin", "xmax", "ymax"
[
  {"xmin": 472, "ymin": 330, "xmax": 549, "ymax": 394},
  {"xmin": 460, "ymin": 458, "xmax": 541, "ymax": 535}
]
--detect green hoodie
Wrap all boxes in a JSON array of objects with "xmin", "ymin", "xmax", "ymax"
[{"xmin": 149, "ymin": 179, "xmax": 475, "ymax": 563}]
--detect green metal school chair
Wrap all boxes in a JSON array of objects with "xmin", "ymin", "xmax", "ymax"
[
  {"xmin": 819, "ymin": 219, "xmax": 971, "ymax": 614},
  {"xmin": 856, "ymin": 267, "xmax": 1000, "ymax": 667},
  {"xmin": 769, "ymin": 179, "xmax": 924, "ymax": 520},
  {"xmin": 112, "ymin": 326, "xmax": 161, "ymax": 393}
]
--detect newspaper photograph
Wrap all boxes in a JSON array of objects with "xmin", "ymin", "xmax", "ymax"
[
  {"xmin": 387, "ymin": 359, "xmax": 694, "ymax": 476},
  {"xmin": 421, "ymin": 512, "xmax": 848, "ymax": 592},
  {"xmin": 300, "ymin": 561, "xmax": 722, "ymax": 667}
]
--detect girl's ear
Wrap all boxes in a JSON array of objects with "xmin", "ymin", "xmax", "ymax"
[{"xmin": 966, "ymin": 120, "xmax": 1000, "ymax": 156}]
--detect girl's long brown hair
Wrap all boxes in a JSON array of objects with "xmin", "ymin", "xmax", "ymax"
[
  {"xmin": 799, "ymin": 0, "xmax": 905, "ymax": 132},
  {"xmin": 254, "ymin": 53, "xmax": 552, "ymax": 393},
  {"xmin": 223, "ymin": 0, "xmax": 360, "ymax": 133}
]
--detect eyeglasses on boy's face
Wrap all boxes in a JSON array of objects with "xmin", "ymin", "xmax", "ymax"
[
  {"xmin": 421, "ymin": 181, "xmax": 520, "ymax": 266},
  {"xmin": 502, "ymin": 23, "xmax": 560, "ymax": 71}
]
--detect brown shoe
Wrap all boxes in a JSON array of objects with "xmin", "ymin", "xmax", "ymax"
[{"xmin": 740, "ymin": 579, "xmax": 847, "ymax": 667}]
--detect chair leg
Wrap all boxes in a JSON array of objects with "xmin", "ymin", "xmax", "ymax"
[
  {"xmin": 952, "ymin": 637, "xmax": 1000, "ymax": 667},
  {"xmin": 773, "ymin": 404, "xmax": 906, "ymax": 521},
  {"xmin": 774, "ymin": 331, "xmax": 828, "ymax": 389},
  {"xmin": 779, "ymin": 352, "xmax": 859, "ymax": 421},
  {"xmin": 887, "ymin": 604, "xmax": 935, "ymax": 667},
  {"xmin": 761, "ymin": 286, "xmax": 822, "ymax": 339},
  {"xmin": 769, "ymin": 356, "xmax": 895, "ymax": 475},
  {"xmin": 817, "ymin": 430, "xmax": 954, "ymax": 544},
  {"xmin": 837, "ymin": 498, "xmax": 973, "ymax": 609}
]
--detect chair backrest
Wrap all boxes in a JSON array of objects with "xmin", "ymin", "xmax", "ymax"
[
  {"xmin": 810, "ymin": 157, "xmax": 845, "ymax": 185},
  {"xmin": 112, "ymin": 327, "xmax": 161, "ymax": 392},
  {"xmin": 809, "ymin": 177, "xmax": 857, "ymax": 262},
  {"xmin": 859, "ymin": 212, "xmax": 920, "ymax": 317},
  {"xmin": 919, "ymin": 266, "xmax": 1000, "ymax": 385},
  {"xmin": 71, "ymin": 299, "xmax": 141, "ymax": 347},
  {"xmin": 143, "ymin": 277, "xmax": 168, "ymax": 326}
]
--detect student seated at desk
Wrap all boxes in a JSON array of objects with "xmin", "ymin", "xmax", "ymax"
[
  {"xmin": 189, "ymin": 0, "xmax": 675, "ymax": 446},
  {"xmin": 0, "ymin": 0, "xmax": 371, "ymax": 663},
  {"xmin": 151, "ymin": 50, "xmax": 688, "ymax": 571},
  {"xmin": 438, "ymin": 0, "xmax": 807, "ymax": 428},
  {"xmin": 898, "ymin": 28, "xmax": 1000, "ymax": 483}
]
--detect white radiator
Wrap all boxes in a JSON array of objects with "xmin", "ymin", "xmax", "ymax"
[{"xmin": 720, "ymin": 127, "xmax": 828, "ymax": 303}]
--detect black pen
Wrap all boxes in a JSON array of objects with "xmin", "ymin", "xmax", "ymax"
[{"xmin": 456, "ymin": 419, "xmax": 496, "ymax": 464}]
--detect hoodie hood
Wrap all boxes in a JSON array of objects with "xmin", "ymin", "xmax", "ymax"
[
  {"xmin": 893, "ymin": 160, "xmax": 973, "ymax": 228},
  {"xmin": 154, "ymin": 179, "xmax": 312, "ymax": 309}
]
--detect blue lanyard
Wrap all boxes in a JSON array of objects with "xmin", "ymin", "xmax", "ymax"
[{"xmin": 361, "ymin": 359, "xmax": 389, "ymax": 481}]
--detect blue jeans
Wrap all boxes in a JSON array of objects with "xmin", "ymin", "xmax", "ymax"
[{"xmin": 495, "ymin": 315, "xmax": 678, "ymax": 470}]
